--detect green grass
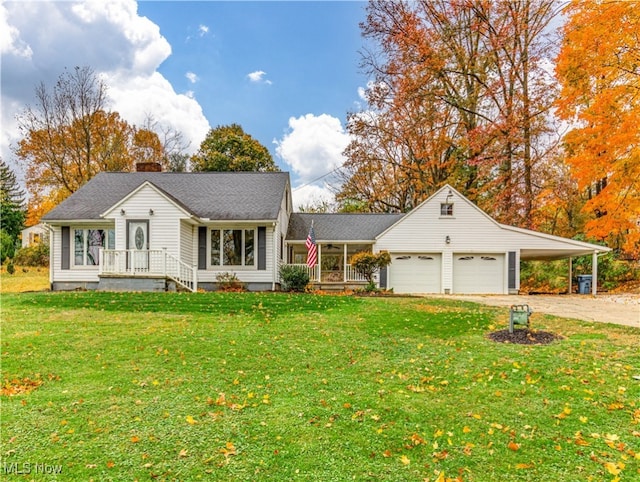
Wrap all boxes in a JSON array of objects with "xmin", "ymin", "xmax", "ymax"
[{"xmin": 1, "ymin": 291, "xmax": 639, "ymax": 481}]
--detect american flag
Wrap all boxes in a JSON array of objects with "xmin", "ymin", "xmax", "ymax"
[{"xmin": 305, "ymin": 224, "xmax": 317, "ymax": 268}]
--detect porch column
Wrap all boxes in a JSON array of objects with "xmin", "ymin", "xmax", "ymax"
[
  {"xmin": 568, "ymin": 256, "xmax": 572, "ymax": 294},
  {"xmin": 317, "ymin": 245, "xmax": 321, "ymax": 282},
  {"xmin": 343, "ymin": 244, "xmax": 348, "ymax": 282},
  {"xmin": 592, "ymin": 251, "xmax": 598, "ymax": 295}
]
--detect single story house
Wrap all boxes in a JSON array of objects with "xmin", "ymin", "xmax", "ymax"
[
  {"xmin": 42, "ymin": 168, "xmax": 609, "ymax": 294},
  {"xmin": 20, "ymin": 223, "xmax": 47, "ymax": 248}
]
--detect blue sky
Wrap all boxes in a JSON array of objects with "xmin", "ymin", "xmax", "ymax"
[{"xmin": 1, "ymin": 1, "xmax": 371, "ymax": 208}]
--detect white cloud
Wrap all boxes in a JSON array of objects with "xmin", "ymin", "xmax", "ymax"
[
  {"xmin": 0, "ymin": 3, "xmax": 32, "ymax": 59},
  {"xmin": 291, "ymin": 184, "xmax": 336, "ymax": 212},
  {"xmin": 185, "ymin": 71, "xmax": 199, "ymax": 84},
  {"xmin": 0, "ymin": 0, "xmax": 210, "ymax": 164},
  {"xmin": 198, "ymin": 24, "xmax": 209, "ymax": 36},
  {"xmin": 247, "ymin": 70, "xmax": 272, "ymax": 85},
  {"xmin": 275, "ymin": 113, "xmax": 350, "ymax": 184}
]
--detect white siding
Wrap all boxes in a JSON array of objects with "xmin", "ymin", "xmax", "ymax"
[
  {"xmin": 375, "ymin": 189, "xmax": 512, "ymax": 293},
  {"xmin": 108, "ymin": 184, "xmax": 186, "ymax": 257},
  {"xmin": 49, "ymin": 223, "xmax": 112, "ymax": 283},
  {"xmin": 180, "ymin": 221, "xmax": 194, "ymax": 267},
  {"xmin": 195, "ymin": 224, "xmax": 276, "ymax": 284}
]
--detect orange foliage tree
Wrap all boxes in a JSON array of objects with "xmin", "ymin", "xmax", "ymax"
[
  {"xmin": 15, "ymin": 67, "xmax": 166, "ymax": 222},
  {"xmin": 339, "ymin": 0, "xmax": 560, "ymax": 226},
  {"xmin": 555, "ymin": 0, "xmax": 640, "ymax": 257}
]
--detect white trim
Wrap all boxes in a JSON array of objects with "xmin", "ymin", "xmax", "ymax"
[
  {"xmin": 376, "ymin": 184, "xmax": 502, "ymax": 240},
  {"xmin": 100, "ymin": 181, "xmax": 194, "ymax": 219}
]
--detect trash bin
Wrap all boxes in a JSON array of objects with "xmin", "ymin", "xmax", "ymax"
[{"xmin": 577, "ymin": 275, "xmax": 592, "ymax": 294}]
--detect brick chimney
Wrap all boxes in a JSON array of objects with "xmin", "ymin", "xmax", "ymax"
[{"xmin": 136, "ymin": 162, "xmax": 162, "ymax": 172}]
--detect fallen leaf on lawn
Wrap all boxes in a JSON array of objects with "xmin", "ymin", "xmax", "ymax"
[
  {"xmin": 508, "ymin": 441, "xmax": 520, "ymax": 451},
  {"xmin": 179, "ymin": 448, "xmax": 188, "ymax": 458},
  {"xmin": 186, "ymin": 415, "xmax": 197, "ymax": 425},
  {"xmin": 106, "ymin": 461, "xmax": 115, "ymax": 468},
  {"xmin": 399, "ymin": 455, "xmax": 410, "ymax": 465},
  {"xmin": 604, "ymin": 461, "xmax": 624, "ymax": 475},
  {"xmin": 130, "ymin": 435, "xmax": 140, "ymax": 443},
  {"xmin": 516, "ymin": 462, "xmax": 534, "ymax": 469},
  {"xmin": 220, "ymin": 441, "xmax": 237, "ymax": 459}
]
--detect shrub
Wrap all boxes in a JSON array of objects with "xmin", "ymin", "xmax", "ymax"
[
  {"xmin": 13, "ymin": 242, "xmax": 50, "ymax": 267},
  {"xmin": 350, "ymin": 251, "xmax": 392, "ymax": 291},
  {"xmin": 0, "ymin": 230, "xmax": 15, "ymax": 264},
  {"xmin": 6, "ymin": 261, "xmax": 15, "ymax": 275},
  {"xmin": 280, "ymin": 264, "xmax": 310, "ymax": 292},
  {"xmin": 215, "ymin": 272, "xmax": 245, "ymax": 291}
]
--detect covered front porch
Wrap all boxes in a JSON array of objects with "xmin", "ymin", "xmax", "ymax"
[{"xmin": 286, "ymin": 243, "xmax": 371, "ymax": 287}]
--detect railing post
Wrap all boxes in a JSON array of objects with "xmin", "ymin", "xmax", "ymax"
[
  {"xmin": 162, "ymin": 248, "xmax": 167, "ymax": 277},
  {"xmin": 98, "ymin": 248, "xmax": 104, "ymax": 275},
  {"xmin": 192, "ymin": 265, "xmax": 198, "ymax": 292}
]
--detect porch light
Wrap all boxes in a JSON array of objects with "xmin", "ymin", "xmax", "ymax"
[
  {"xmin": 149, "ymin": 209, "xmax": 154, "ymax": 215},
  {"xmin": 120, "ymin": 209, "xmax": 125, "ymax": 216},
  {"xmin": 446, "ymin": 189, "xmax": 453, "ymax": 203},
  {"xmin": 445, "ymin": 235, "xmax": 451, "ymax": 244}
]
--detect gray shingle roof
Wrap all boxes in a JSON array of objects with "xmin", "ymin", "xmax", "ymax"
[
  {"xmin": 287, "ymin": 213, "xmax": 404, "ymax": 241},
  {"xmin": 42, "ymin": 172, "xmax": 290, "ymax": 221}
]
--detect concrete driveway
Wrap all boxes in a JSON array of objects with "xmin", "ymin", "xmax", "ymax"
[{"xmin": 427, "ymin": 294, "xmax": 640, "ymax": 328}]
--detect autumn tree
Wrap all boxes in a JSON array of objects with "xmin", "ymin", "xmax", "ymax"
[
  {"xmin": 15, "ymin": 66, "xmax": 167, "ymax": 220},
  {"xmin": 191, "ymin": 124, "xmax": 278, "ymax": 172},
  {"xmin": 340, "ymin": 0, "xmax": 559, "ymax": 225},
  {"xmin": 555, "ymin": 0, "xmax": 640, "ymax": 257}
]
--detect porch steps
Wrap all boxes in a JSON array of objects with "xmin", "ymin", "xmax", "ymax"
[{"xmin": 313, "ymin": 282, "xmax": 367, "ymax": 292}]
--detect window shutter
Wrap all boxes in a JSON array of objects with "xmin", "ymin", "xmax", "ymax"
[
  {"xmin": 257, "ymin": 227, "xmax": 266, "ymax": 270},
  {"xmin": 508, "ymin": 251, "xmax": 516, "ymax": 290},
  {"xmin": 379, "ymin": 266, "xmax": 387, "ymax": 289},
  {"xmin": 61, "ymin": 226, "xmax": 70, "ymax": 270},
  {"xmin": 198, "ymin": 227, "xmax": 207, "ymax": 270}
]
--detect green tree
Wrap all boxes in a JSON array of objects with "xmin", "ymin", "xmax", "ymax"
[
  {"xmin": 191, "ymin": 124, "xmax": 279, "ymax": 172},
  {"xmin": 0, "ymin": 158, "xmax": 26, "ymax": 242}
]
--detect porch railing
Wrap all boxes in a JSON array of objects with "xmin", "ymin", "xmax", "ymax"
[
  {"xmin": 284, "ymin": 263, "xmax": 367, "ymax": 283},
  {"xmin": 99, "ymin": 249, "xmax": 197, "ymax": 292}
]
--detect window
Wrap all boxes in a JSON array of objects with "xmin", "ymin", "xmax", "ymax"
[
  {"xmin": 440, "ymin": 203, "xmax": 454, "ymax": 216},
  {"xmin": 73, "ymin": 229, "xmax": 115, "ymax": 266},
  {"xmin": 210, "ymin": 229, "xmax": 256, "ymax": 267}
]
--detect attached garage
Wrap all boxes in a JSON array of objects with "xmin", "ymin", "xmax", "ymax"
[
  {"xmin": 389, "ymin": 253, "xmax": 441, "ymax": 293},
  {"xmin": 452, "ymin": 253, "xmax": 505, "ymax": 294}
]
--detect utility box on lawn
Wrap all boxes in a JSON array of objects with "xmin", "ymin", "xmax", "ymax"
[{"xmin": 509, "ymin": 304, "xmax": 532, "ymax": 333}]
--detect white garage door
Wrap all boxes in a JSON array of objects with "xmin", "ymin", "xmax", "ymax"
[
  {"xmin": 389, "ymin": 253, "xmax": 441, "ymax": 294},
  {"xmin": 453, "ymin": 254, "xmax": 505, "ymax": 294}
]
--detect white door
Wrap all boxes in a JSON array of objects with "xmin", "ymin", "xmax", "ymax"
[
  {"xmin": 389, "ymin": 253, "xmax": 441, "ymax": 294},
  {"xmin": 453, "ymin": 254, "xmax": 505, "ymax": 294},
  {"xmin": 128, "ymin": 221, "xmax": 149, "ymax": 271}
]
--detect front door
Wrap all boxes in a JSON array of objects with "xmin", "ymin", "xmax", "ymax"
[{"xmin": 128, "ymin": 221, "xmax": 149, "ymax": 271}]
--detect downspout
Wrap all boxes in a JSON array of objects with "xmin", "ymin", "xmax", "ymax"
[
  {"xmin": 592, "ymin": 251, "xmax": 599, "ymax": 296},
  {"xmin": 46, "ymin": 224, "xmax": 54, "ymax": 290}
]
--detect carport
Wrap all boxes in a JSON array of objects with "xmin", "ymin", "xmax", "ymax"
[{"xmin": 518, "ymin": 241, "xmax": 611, "ymax": 295}]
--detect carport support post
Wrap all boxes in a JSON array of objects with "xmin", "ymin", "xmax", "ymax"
[
  {"xmin": 568, "ymin": 256, "xmax": 572, "ymax": 294},
  {"xmin": 592, "ymin": 251, "xmax": 598, "ymax": 296}
]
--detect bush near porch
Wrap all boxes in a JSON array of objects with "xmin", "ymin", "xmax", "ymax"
[{"xmin": 2, "ymin": 291, "xmax": 638, "ymax": 481}]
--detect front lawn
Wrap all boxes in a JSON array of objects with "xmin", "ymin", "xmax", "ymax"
[
  {"xmin": 1, "ymin": 292, "xmax": 638, "ymax": 481},
  {"xmin": 0, "ymin": 266, "xmax": 49, "ymax": 293}
]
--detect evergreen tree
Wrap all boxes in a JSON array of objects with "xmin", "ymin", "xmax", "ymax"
[{"xmin": 0, "ymin": 158, "xmax": 26, "ymax": 241}]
